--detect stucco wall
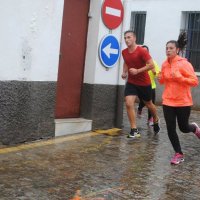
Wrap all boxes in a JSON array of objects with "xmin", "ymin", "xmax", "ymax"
[
  {"xmin": 0, "ymin": 0, "xmax": 63, "ymax": 81},
  {"xmin": 122, "ymin": 0, "xmax": 200, "ymax": 66},
  {"xmin": 81, "ymin": 0, "xmax": 125, "ymax": 129},
  {"xmin": 83, "ymin": 0, "xmax": 124, "ymax": 86},
  {"xmin": 0, "ymin": 0, "xmax": 64, "ymax": 144},
  {"xmin": 1, "ymin": 0, "xmax": 200, "ymax": 144}
]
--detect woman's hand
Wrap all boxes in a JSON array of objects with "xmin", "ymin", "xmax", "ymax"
[{"xmin": 171, "ymin": 70, "xmax": 183, "ymax": 81}]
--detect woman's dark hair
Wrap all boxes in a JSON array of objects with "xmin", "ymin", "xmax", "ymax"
[
  {"xmin": 177, "ymin": 31, "xmax": 187, "ymax": 50},
  {"xmin": 166, "ymin": 31, "xmax": 187, "ymax": 53}
]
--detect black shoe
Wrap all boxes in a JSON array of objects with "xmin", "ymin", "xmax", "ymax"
[
  {"xmin": 153, "ymin": 119, "xmax": 160, "ymax": 134},
  {"xmin": 127, "ymin": 128, "xmax": 141, "ymax": 138}
]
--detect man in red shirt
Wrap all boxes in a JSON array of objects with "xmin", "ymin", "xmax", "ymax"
[{"xmin": 122, "ymin": 30, "xmax": 160, "ymax": 138}]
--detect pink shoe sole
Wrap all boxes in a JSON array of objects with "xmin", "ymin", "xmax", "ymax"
[
  {"xmin": 191, "ymin": 122, "xmax": 200, "ymax": 139},
  {"xmin": 171, "ymin": 158, "xmax": 184, "ymax": 165}
]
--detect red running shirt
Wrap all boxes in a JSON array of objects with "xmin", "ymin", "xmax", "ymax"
[{"xmin": 122, "ymin": 46, "xmax": 151, "ymax": 86}]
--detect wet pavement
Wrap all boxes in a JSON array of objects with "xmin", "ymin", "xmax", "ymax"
[{"xmin": 0, "ymin": 105, "xmax": 200, "ymax": 200}]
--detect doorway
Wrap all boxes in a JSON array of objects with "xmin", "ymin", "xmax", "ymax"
[{"xmin": 55, "ymin": 0, "xmax": 90, "ymax": 118}]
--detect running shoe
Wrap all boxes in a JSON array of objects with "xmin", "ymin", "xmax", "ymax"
[
  {"xmin": 137, "ymin": 110, "xmax": 142, "ymax": 118},
  {"xmin": 148, "ymin": 117, "xmax": 154, "ymax": 126},
  {"xmin": 153, "ymin": 119, "xmax": 160, "ymax": 134},
  {"xmin": 170, "ymin": 153, "xmax": 184, "ymax": 165},
  {"xmin": 127, "ymin": 128, "xmax": 141, "ymax": 138},
  {"xmin": 191, "ymin": 122, "xmax": 200, "ymax": 139}
]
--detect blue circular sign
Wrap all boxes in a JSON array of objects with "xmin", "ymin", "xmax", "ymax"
[{"xmin": 99, "ymin": 34, "xmax": 120, "ymax": 68}]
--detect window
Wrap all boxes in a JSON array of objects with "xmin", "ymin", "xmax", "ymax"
[
  {"xmin": 181, "ymin": 12, "xmax": 200, "ymax": 72},
  {"xmin": 130, "ymin": 12, "xmax": 146, "ymax": 45}
]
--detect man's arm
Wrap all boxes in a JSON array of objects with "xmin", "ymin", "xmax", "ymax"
[
  {"xmin": 138, "ymin": 58, "xmax": 154, "ymax": 73},
  {"xmin": 121, "ymin": 62, "xmax": 128, "ymax": 79},
  {"xmin": 129, "ymin": 59, "xmax": 154, "ymax": 75},
  {"xmin": 151, "ymin": 60, "xmax": 160, "ymax": 76}
]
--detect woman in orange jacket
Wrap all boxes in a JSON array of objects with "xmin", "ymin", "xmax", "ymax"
[{"xmin": 158, "ymin": 32, "xmax": 200, "ymax": 165}]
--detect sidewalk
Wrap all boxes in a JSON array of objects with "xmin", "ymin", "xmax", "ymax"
[{"xmin": 0, "ymin": 105, "xmax": 200, "ymax": 199}]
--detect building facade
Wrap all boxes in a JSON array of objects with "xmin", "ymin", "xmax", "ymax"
[
  {"xmin": 123, "ymin": 0, "xmax": 200, "ymax": 106},
  {"xmin": 0, "ymin": 0, "xmax": 200, "ymax": 144}
]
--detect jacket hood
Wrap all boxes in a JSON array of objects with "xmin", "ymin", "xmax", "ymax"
[{"xmin": 164, "ymin": 55, "xmax": 187, "ymax": 65}]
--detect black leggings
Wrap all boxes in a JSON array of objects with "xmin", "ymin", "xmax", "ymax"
[
  {"xmin": 138, "ymin": 89, "xmax": 155, "ymax": 120},
  {"xmin": 163, "ymin": 105, "xmax": 196, "ymax": 154}
]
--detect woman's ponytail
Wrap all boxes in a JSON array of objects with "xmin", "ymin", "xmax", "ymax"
[{"xmin": 177, "ymin": 31, "xmax": 187, "ymax": 51}]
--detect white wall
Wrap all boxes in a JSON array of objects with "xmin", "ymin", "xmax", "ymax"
[
  {"xmin": 83, "ymin": 0, "xmax": 125, "ymax": 85},
  {"xmin": 3, "ymin": 0, "xmax": 199, "ymax": 85},
  {"xmin": 84, "ymin": 0, "xmax": 200, "ymax": 86},
  {"xmin": 84, "ymin": 0, "xmax": 200, "ymax": 87},
  {"xmin": 122, "ymin": 0, "xmax": 200, "ymax": 67},
  {"xmin": 0, "ymin": 0, "xmax": 64, "ymax": 81}
]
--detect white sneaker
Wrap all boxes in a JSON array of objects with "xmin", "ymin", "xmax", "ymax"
[{"xmin": 148, "ymin": 117, "xmax": 154, "ymax": 126}]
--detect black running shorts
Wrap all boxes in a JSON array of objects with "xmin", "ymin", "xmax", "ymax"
[{"xmin": 124, "ymin": 82, "xmax": 152, "ymax": 102}]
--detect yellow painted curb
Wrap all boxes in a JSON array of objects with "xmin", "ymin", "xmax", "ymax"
[
  {"xmin": 94, "ymin": 128, "xmax": 122, "ymax": 136},
  {"xmin": 0, "ymin": 132, "xmax": 98, "ymax": 154}
]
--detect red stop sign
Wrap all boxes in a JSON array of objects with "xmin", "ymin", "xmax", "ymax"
[{"xmin": 102, "ymin": 0, "xmax": 124, "ymax": 30}]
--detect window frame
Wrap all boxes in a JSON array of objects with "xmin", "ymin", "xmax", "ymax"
[
  {"xmin": 130, "ymin": 11, "xmax": 147, "ymax": 45},
  {"xmin": 181, "ymin": 11, "xmax": 200, "ymax": 75}
]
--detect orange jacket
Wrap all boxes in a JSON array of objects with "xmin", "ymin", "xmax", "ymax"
[{"xmin": 159, "ymin": 55, "xmax": 199, "ymax": 106}]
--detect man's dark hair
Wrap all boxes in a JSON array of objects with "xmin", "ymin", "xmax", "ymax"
[{"xmin": 124, "ymin": 30, "xmax": 136, "ymax": 36}]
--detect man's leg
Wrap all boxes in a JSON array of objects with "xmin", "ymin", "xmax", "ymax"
[
  {"xmin": 144, "ymin": 100, "xmax": 159, "ymax": 123},
  {"xmin": 137, "ymin": 85, "xmax": 160, "ymax": 134},
  {"xmin": 125, "ymin": 95, "xmax": 141, "ymax": 138},
  {"xmin": 148, "ymin": 89, "xmax": 155, "ymax": 120},
  {"xmin": 124, "ymin": 83, "xmax": 141, "ymax": 138},
  {"xmin": 137, "ymin": 96, "xmax": 145, "ymax": 118},
  {"xmin": 138, "ymin": 96, "xmax": 145, "ymax": 111},
  {"xmin": 144, "ymin": 100, "xmax": 160, "ymax": 134},
  {"xmin": 125, "ymin": 95, "xmax": 137, "ymax": 128},
  {"xmin": 137, "ymin": 85, "xmax": 158, "ymax": 122}
]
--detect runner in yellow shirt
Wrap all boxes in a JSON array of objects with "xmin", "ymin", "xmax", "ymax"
[{"xmin": 137, "ymin": 45, "xmax": 160, "ymax": 126}]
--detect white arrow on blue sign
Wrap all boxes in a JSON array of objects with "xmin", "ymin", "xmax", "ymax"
[{"xmin": 99, "ymin": 34, "xmax": 120, "ymax": 68}]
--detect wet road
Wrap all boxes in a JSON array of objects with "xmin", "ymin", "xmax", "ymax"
[{"xmin": 0, "ymin": 105, "xmax": 200, "ymax": 200}]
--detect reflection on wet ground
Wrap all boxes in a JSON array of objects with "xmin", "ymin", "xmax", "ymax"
[{"xmin": 0, "ymin": 106, "xmax": 200, "ymax": 200}]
